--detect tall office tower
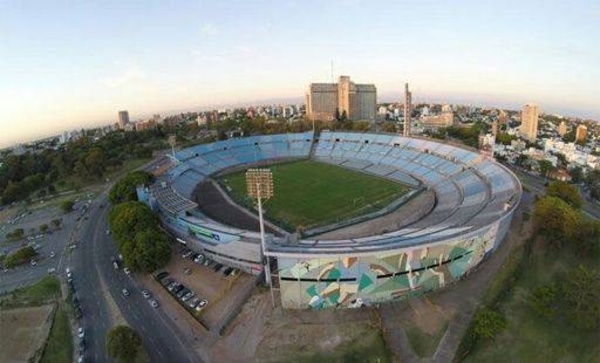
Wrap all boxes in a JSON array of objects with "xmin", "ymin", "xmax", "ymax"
[
  {"xmin": 491, "ymin": 120, "xmax": 499, "ymax": 136},
  {"xmin": 557, "ymin": 121, "xmax": 567, "ymax": 137},
  {"xmin": 403, "ymin": 83, "xmax": 412, "ymax": 137},
  {"xmin": 305, "ymin": 76, "xmax": 376, "ymax": 121},
  {"xmin": 498, "ymin": 110, "xmax": 508, "ymax": 124},
  {"xmin": 575, "ymin": 124, "xmax": 587, "ymax": 143},
  {"xmin": 118, "ymin": 110, "xmax": 130, "ymax": 129},
  {"xmin": 520, "ymin": 104, "xmax": 539, "ymax": 142}
]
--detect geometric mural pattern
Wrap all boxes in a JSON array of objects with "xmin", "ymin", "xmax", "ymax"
[{"xmin": 279, "ymin": 221, "xmax": 501, "ymax": 309}]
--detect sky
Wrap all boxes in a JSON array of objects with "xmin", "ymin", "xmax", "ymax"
[{"xmin": 0, "ymin": 0, "xmax": 598, "ymax": 147}]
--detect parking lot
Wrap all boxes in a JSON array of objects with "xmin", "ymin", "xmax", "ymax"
[{"xmin": 144, "ymin": 249, "xmax": 255, "ymax": 332}]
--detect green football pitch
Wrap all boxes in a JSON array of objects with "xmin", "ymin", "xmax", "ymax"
[{"xmin": 219, "ymin": 161, "xmax": 410, "ymax": 230}]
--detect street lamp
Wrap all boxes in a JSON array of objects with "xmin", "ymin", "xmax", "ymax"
[{"xmin": 246, "ymin": 168, "xmax": 275, "ymax": 307}]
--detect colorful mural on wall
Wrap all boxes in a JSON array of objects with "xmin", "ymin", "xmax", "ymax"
[{"xmin": 279, "ymin": 221, "xmax": 501, "ymax": 309}]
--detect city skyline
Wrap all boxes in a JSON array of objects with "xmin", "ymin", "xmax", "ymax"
[{"xmin": 1, "ymin": 0, "xmax": 598, "ymax": 148}]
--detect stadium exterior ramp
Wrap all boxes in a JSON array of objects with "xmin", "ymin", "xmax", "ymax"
[{"xmin": 139, "ymin": 131, "xmax": 521, "ymax": 309}]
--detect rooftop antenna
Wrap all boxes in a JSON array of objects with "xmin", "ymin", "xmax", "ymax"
[{"xmin": 330, "ymin": 60, "xmax": 334, "ymax": 84}]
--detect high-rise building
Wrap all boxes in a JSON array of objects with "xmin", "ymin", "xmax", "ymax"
[
  {"xmin": 520, "ymin": 104, "xmax": 539, "ymax": 142},
  {"xmin": 575, "ymin": 124, "xmax": 587, "ymax": 143},
  {"xmin": 557, "ymin": 121, "xmax": 567, "ymax": 137},
  {"xmin": 491, "ymin": 120, "xmax": 499, "ymax": 137},
  {"xmin": 305, "ymin": 76, "xmax": 376, "ymax": 121},
  {"xmin": 118, "ymin": 110, "xmax": 130, "ymax": 129},
  {"xmin": 403, "ymin": 83, "xmax": 412, "ymax": 137}
]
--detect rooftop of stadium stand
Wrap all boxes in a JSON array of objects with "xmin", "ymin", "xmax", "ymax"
[{"xmin": 150, "ymin": 131, "xmax": 522, "ymax": 255}]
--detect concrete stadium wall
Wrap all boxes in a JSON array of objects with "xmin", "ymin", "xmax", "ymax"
[{"xmin": 276, "ymin": 210, "xmax": 514, "ymax": 309}]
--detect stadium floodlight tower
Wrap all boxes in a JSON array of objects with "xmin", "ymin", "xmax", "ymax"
[{"xmin": 246, "ymin": 168, "xmax": 275, "ymax": 307}]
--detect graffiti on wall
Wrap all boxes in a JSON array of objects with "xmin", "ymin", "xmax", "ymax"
[{"xmin": 279, "ymin": 222, "xmax": 500, "ymax": 309}]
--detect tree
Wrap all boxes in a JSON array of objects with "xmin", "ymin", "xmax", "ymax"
[
  {"xmin": 532, "ymin": 196, "xmax": 579, "ymax": 246},
  {"xmin": 496, "ymin": 132, "xmax": 515, "ymax": 145},
  {"xmin": 571, "ymin": 219, "xmax": 600, "ymax": 258},
  {"xmin": 108, "ymin": 202, "xmax": 159, "ymax": 244},
  {"xmin": 529, "ymin": 284, "xmax": 558, "ymax": 319},
  {"xmin": 59, "ymin": 200, "xmax": 75, "ymax": 213},
  {"xmin": 130, "ymin": 229, "xmax": 172, "ymax": 272},
  {"xmin": 5, "ymin": 228, "xmax": 24, "ymax": 241},
  {"xmin": 108, "ymin": 202, "xmax": 172, "ymax": 273},
  {"xmin": 537, "ymin": 159, "xmax": 555, "ymax": 178},
  {"xmin": 51, "ymin": 218, "xmax": 62, "ymax": 229},
  {"xmin": 39, "ymin": 224, "xmax": 49, "ymax": 233},
  {"xmin": 108, "ymin": 171, "xmax": 154, "ymax": 204},
  {"xmin": 545, "ymin": 181, "xmax": 582, "ymax": 209},
  {"xmin": 473, "ymin": 308, "xmax": 506, "ymax": 339},
  {"xmin": 106, "ymin": 325, "xmax": 142, "ymax": 362},
  {"xmin": 561, "ymin": 265, "xmax": 600, "ymax": 330},
  {"xmin": 569, "ymin": 166, "xmax": 584, "ymax": 184},
  {"xmin": 85, "ymin": 147, "xmax": 107, "ymax": 179}
]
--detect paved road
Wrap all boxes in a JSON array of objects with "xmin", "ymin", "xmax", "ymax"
[
  {"xmin": 509, "ymin": 166, "xmax": 600, "ymax": 219},
  {"xmin": 74, "ymin": 192, "xmax": 201, "ymax": 362}
]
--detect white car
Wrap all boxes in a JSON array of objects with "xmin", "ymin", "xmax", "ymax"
[
  {"xmin": 141, "ymin": 290, "xmax": 151, "ymax": 299},
  {"xmin": 195, "ymin": 300, "xmax": 208, "ymax": 311},
  {"xmin": 77, "ymin": 327, "xmax": 84, "ymax": 339},
  {"xmin": 149, "ymin": 299, "xmax": 158, "ymax": 308},
  {"xmin": 123, "ymin": 267, "xmax": 131, "ymax": 275}
]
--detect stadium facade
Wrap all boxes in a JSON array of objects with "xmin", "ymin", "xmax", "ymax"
[{"xmin": 138, "ymin": 131, "xmax": 521, "ymax": 309}]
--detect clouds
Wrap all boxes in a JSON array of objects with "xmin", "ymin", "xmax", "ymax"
[
  {"xmin": 200, "ymin": 23, "xmax": 217, "ymax": 37},
  {"xmin": 102, "ymin": 64, "xmax": 146, "ymax": 89}
]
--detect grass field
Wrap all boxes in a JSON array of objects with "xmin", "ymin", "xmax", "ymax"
[
  {"xmin": 221, "ymin": 161, "xmax": 409, "ymax": 230},
  {"xmin": 463, "ymin": 244, "xmax": 600, "ymax": 362},
  {"xmin": 0, "ymin": 305, "xmax": 55, "ymax": 363},
  {"xmin": 40, "ymin": 306, "xmax": 73, "ymax": 363},
  {"xmin": 0, "ymin": 275, "xmax": 61, "ymax": 308}
]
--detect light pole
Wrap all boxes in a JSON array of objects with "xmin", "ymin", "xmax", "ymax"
[{"xmin": 246, "ymin": 168, "xmax": 275, "ymax": 308}]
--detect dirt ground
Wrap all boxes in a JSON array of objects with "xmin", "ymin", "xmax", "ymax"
[
  {"xmin": 0, "ymin": 304, "xmax": 55, "ymax": 363},
  {"xmin": 211, "ymin": 291, "xmax": 382, "ymax": 362}
]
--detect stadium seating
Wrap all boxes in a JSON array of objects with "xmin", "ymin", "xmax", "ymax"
[{"xmin": 157, "ymin": 130, "xmax": 520, "ymax": 251}]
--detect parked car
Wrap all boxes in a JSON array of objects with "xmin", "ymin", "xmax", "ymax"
[
  {"xmin": 182, "ymin": 291, "xmax": 195, "ymax": 302},
  {"xmin": 161, "ymin": 277, "xmax": 174, "ymax": 286},
  {"xmin": 213, "ymin": 263, "xmax": 223, "ymax": 272},
  {"xmin": 123, "ymin": 267, "xmax": 131, "ymax": 275},
  {"xmin": 194, "ymin": 254, "xmax": 205, "ymax": 264},
  {"xmin": 75, "ymin": 306, "xmax": 83, "ymax": 319},
  {"xmin": 177, "ymin": 288, "xmax": 190, "ymax": 299},
  {"xmin": 172, "ymin": 285, "xmax": 184, "ymax": 294},
  {"xmin": 155, "ymin": 271, "xmax": 169, "ymax": 281},
  {"xmin": 222, "ymin": 267, "xmax": 233, "ymax": 276},
  {"xmin": 47, "ymin": 267, "xmax": 56, "ymax": 274},
  {"xmin": 149, "ymin": 299, "xmax": 159, "ymax": 308},
  {"xmin": 181, "ymin": 249, "xmax": 193, "ymax": 259},
  {"xmin": 203, "ymin": 258, "xmax": 212, "ymax": 267},
  {"xmin": 187, "ymin": 297, "xmax": 201, "ymax": 308},
  {"xmin": 121, "ymin": 288, "xmax": 130, "ymax": 297},
  {"xmin": 77, "ymin": 327, "xmax": 84, "ymax": 339},
  {"xmin": 195, "ymin": 300, "xmax": 208, "ymax": 311},
  {"xmin": 141, "ymin": 290, "xmax": 151, "ymax": 299},
  {"xmin": 167, "ymin": 281, "xmax": 181, "ymax": 292}
]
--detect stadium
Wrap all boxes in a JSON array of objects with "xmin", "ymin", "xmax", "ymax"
[{"xmin": 138, "ymin": 131, "xmax": 522, "ymax": 309}]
